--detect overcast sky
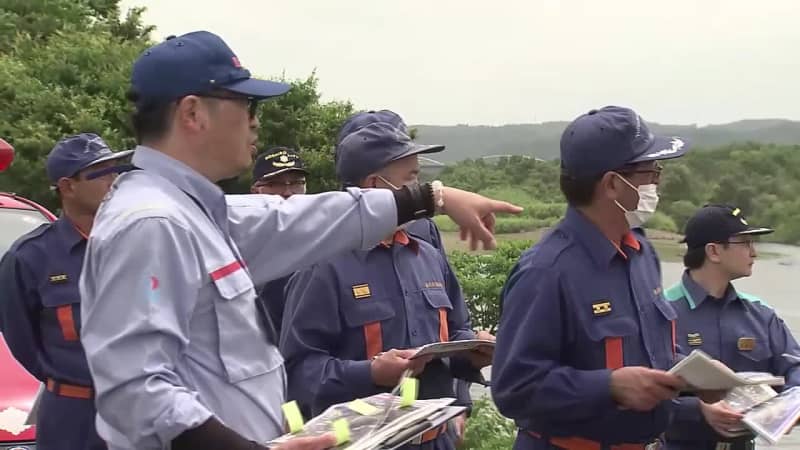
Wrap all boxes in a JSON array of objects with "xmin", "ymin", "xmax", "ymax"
[{"xmin": 119, "ymin": 0, "xmax": 800, "ymax": 126}]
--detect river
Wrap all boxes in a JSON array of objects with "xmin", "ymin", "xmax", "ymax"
[{"xmin": 473, "ymin": 243, "xmax": 800, "ymax": 448}]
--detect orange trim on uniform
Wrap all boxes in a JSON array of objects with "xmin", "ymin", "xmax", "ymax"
[
  {"xmin": 364, "ymin": 322, "xmax": 383, "ymax": 360},
  {"xmin": 46, "ymin": 378, "xmax": 93, "ymax": 399},
  {"xmin": 611, "ymin": 231, "xmax": 642, "ymax": 260},
  {"xmin": 419, "ymin": 423, "xmax": 448, "ymax": 443},
  {"xmin": 526, "ymin": 431, "xmax": 652, "ymax": 450},
  {"xmin": 604, "ymin": 337, "xmax": 623, "ymax": 370},
  {"xmin": 56, "ymin": 305, "xmax": 79, "ymax": 341},
  {"xmin": 438, "ymin": 308, "xmax": 449, "ymax": 343}
]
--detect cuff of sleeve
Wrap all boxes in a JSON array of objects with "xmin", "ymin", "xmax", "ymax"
[
  {"xmin": 344, "ymin": 360, "xmax": 378, "ymax": 398},
  {"xmin": 155, "ymin": 392, "xmax": 215, "ymax": 446},
  {"xmin": 673, "ymin": 396, "xmax": 703, "ymax": 423},
  {"xmin": 352, "ymin": 188, "xmax": 397, "ymax": 250},
  {"xmin": 586, "ymin": 369, "xmax": 616, "ymax": 411}
]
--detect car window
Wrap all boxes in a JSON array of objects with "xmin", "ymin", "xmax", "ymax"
[{"xmin": 0, "ymin": 209, "xmax": 50, "ymax": 255}]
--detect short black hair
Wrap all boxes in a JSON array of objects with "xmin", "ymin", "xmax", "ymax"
[
  {"xmin": 559, "ymin": 172, "xmax": 603, "ymax": 207},
  {"xmin": 127, "ymin": 89, "xmax": 174, "ymax": 144},
  {"xmin": 683, "ymin": 243, "xmax": 729, "ymax": 269}
]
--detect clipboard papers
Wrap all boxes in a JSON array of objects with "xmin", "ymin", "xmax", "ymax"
[
  {"xmin": 409, "ymin": 339, "xmax": 494, "ymax": 360},
  {"xmin": 668, "ymin": 350, "xmax": 784, "ymax": 390},
  {"xmin": 266, "ymin": 394, "xmax": 464, "ymax": 449}
]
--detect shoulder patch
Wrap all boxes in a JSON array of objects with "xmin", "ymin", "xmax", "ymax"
[{"xmin": 739, "ymin": 291, "xmax": 771, "ymax": 309}]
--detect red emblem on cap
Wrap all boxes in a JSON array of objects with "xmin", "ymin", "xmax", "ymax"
[{"xmin": 231, "ymin": 56, "xmax": 242, "ymax": 68}]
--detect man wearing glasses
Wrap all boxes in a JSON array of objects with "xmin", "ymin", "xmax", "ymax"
[
  {"xmin": 0, "ymin": 133, "xmax": 132, "ymax": 450},
  {"xmin": 250, "ymin": 147, "xmax": 308, "ymax": 340},
  {"xmin": 251, "ymin": 147, "xmax": 308, "ymax": 198},
  {"xmin": 492, "ymin": 106, "xmax": 693, "ymax": 450},
  {"xmin": 665, "ymin": 205, "xmax": 800, "ymax": 450},
  {"xmin": 78, "ymin": 31, "xmax": 520, "ymax": 450}
]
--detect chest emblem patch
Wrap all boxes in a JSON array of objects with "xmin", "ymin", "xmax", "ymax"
[
  {"xmin": 592, "ymin": 301, "xmax": 612, "ymax": 316},
  {"xmin": 687, "ymin": 333, "xmax": 703, "ymax": 346},
  {"xmin": 352, "ymin": 284, "xmax": 371, "ymax": 300},
  {"xmin": 738, "ymin": 337, "xmax": 756, "ymax": 351},
  {"xmin": 49, "ymin": 273, "xmax": 68, "ymax": 284}
]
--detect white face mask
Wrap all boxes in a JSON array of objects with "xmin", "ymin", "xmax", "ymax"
[{"xmin": 625, "ymin": 184, "xmax": 659, "ymax": 228}]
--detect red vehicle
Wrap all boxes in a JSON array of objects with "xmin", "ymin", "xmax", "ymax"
[{"xmin": 0, "ymin": 138, "xmax": 53, "ymax": 449}]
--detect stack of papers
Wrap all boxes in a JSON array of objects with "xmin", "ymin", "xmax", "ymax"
[
  {"xmin": 668, "ymin": 350, "xmax": 785, "ymax": 390},
  {"xmin": 410, "ymin": 339, "xmax": 495, "ymax": 360},
  {"xmin": 730, "ymin": 386, "xmax": 800, "ymax": 444},
  {"xmin": 266, "ymin": 394, "xmax": 465, "ymax": 449}
]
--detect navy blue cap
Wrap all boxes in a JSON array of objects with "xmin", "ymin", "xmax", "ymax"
[
  {"xmin": 681, "ymin": 204, "xmax": 773, "ymax": 249},
  {"xmin": 560, "ymin": 106, "xmax": 690, "ymax": 178},
  {"xmin": 335, "ymin": 117, "xmax": 444, "ymax": 185},
  {"xmin": 252, "ymin": 147, "xmax": 307, "ymax": 180},
  {"xmin": 336, "ymin": 110, "xmax": 408, "ymax": 145},
  {"xmin": 46, "ymin": 133, "xmax": 133, "ymax": 184},
  {"xmin": 131, "ymin": 31, "xmax": 290, "ymax": 104}
]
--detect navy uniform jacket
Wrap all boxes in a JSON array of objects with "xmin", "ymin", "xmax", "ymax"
[
  {"xmin": 666, "ymin": 271, "xmax": 800, "ymax": 444},
  {"xmin": 0, "ymin": 217, "xmax": 104, "ymax": 450},
  {"xmin": 406, "ymin": 219, "xmax": 475, "ymax": 415},
  {"xmin": 492, "ymin": 207, "xmax": 677, "ymax": 447},
  {"xmin": 279, "ymin": 230, "xmax": 479, "ymax": 447}
]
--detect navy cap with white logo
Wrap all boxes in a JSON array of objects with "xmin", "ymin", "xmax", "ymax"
[
  {"xmin": 252, "ymin": 147, "xmax": 308, "ymax": 181},
  {"xmin": 560, "ymin": 106, "xmax": 691, "ymax": 178}
]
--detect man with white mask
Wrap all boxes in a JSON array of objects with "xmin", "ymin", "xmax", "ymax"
[{"xmin": 492, "ymin": 106, "xmax": 705, "ymax": 450}]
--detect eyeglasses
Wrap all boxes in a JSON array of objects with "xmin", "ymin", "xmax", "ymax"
[
  {"xmin": 255, "ymin": 179, "xmax": 307, "ymax": 192},
  {"xmin": 721, "ymin": 240, "xmax": 756, "ymax": 250},
  {"xmin": 197, "ymin": 93, "xmax": 259, "ymax": 118},
  {"xmin": 619, "ymin": 163, "xmax": 663, "ymax": 183}
]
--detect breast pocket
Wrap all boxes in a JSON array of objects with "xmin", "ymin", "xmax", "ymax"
[
  {"xmin": 421, "ymin": 288, "xmax": 453, "ymax": 343},
  {"xmin": 342, "ymin": 298, "xmax": 396, "ymax": 359},
  {"xmin": 653, "ymin": 296, "xmax": 679, "ymax": 365},
  {"xmin": 40, "ymin": 288, "xmax": 81, "ymax": 343},
  {"xmin": 585, "ymin": 316, "xmax": 639, "ymax": 370},
  {"xmin": 210, "ymin": 266, "xmax": 283, "ymax": 384},
  {"xmin": 735, "ymin": 331, "xmax": 773, "ymax": 369}
]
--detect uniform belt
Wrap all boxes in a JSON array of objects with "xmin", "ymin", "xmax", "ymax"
[
  {"xmin": 46, "ymin": 378, "xmax": 93, "ymax": 399},
  {"xmin": 526, "ymin": 430, "xmax": 663, "ymax": 450},
  {"xmin": 410, "ymin": 423, "xmax": 447, "ymax": 445}
]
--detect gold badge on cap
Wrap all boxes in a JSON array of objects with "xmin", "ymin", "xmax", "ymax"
[
  {"xmin": 592, "ymin": 301, "xmax": 612, "ymax": 316},
  {"xmin": 273, "ymin": 153, "xmax": 297, "ymax": 168},
  {"xmin": 738, "ymin": 337, "xmax": 756, "ymax": 351},
  {"xmin": 687, "ymin": 333, "xmax": 703, "ymax": 346},
  {"xmin": 352, "ymin": 284, "xmax": 371, "ymax": 300},
  {"xmin": 49, "ymin": 274, "xmax": 68, "ymax": 284}
]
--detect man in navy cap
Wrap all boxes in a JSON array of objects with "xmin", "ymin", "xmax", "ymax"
[
  {"xmin": 492, "ymin": 106, "xmax": 696, "ymax": 450},
  {"xmin": 78, "ymin": 31, "xmax": 519, "ymax": 450},
  {"xmin": 279, "ymin": 112, "xmax": 493, "ymax": 450},
  {"xmin": 250, "ymin": 147, "xmax": 309, "ymax": 339},
  {"xmin": 251, "ymin": 147, "xmax": 308, "ymax": 198},
  {"xmin": 336, "ymin": 109, "xmax": 476, "ymax": 445},
  {"xmin": 665, "ymin": 205, "xmax": 800, "ymax": 450},
  {"xmin": 0, "ymin": 133, "xmax": 131, "ymax": 450}
]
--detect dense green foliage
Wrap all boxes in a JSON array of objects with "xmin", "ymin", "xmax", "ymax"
[
  {"xmin": 0, "ymin": 0, "xmax": 352, "ymax": 209},
  {"xmin": 462, "ymin": 398, "xmax": 517, "ymax": 450}
]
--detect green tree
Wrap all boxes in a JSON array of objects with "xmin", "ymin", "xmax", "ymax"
[
  {"xmin": 0, "ymin": 0, "xmax": 152, "ymax": 209},
  {"xmin": 448, "ymin": 240, "xmax": 532, "ymax": 333}
]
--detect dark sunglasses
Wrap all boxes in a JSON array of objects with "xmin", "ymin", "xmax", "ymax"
[{"xmin": 197, "ymin": 93, "xmax": 259, "ymax": 118}]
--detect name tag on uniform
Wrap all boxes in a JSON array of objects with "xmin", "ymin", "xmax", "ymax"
[
  {"xmin": 352, "ymin": 284, "xmax": 371, "ymax": 300},
  {"xmin": 424, "ymin": 281, "xmax": 444, "ymax": 289},
  {"xmin": 687, "ymin": 333, "xmax": 703, "ymax": 346},
  {"xmin": 738, "ymin": 337, "xmax": 756, "ymax": 351},
  {"xmin": 49, "ymin": 274, "xmax": 68, "ymax": 284},
  {"xmin": 592, "ymin": 301, "xmax": 612, "ymax": 316}
]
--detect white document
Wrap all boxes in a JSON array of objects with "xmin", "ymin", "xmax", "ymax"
[
  {"xmin": 409, "ymin": 339, "xmax": 494, "ymax": 360},
  {"xmin": 668, "ymin": 350, "xmax": 785, "ymax": 391}
]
